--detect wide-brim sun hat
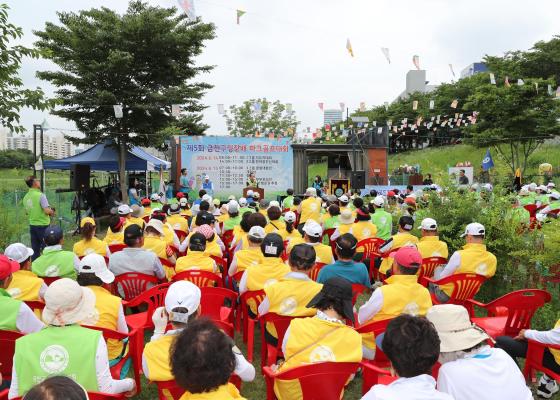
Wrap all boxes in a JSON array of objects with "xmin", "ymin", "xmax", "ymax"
[
  {"xmin": 339, "ymin": 209, "xmax": 354, "ymax": 225},
  {"xmin": 42, "ymin": 278, "xmax": 96, "ymax": 326}
]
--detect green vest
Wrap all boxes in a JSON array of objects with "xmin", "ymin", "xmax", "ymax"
[
  {"xmin": 0, "ymin": 289, "xmax": 20, "ymax": 331},
  {"xmin": 151, "ymin": 201, "xmax": 163, "ymax": 210},
  {"xmin": 239, "ymin": 207, "xmax": 253, "ymax": 215},
  {"xmin": 510, "ymin": 207, "xmax": 530, "ymax": 225},
  {"xmin": 22, "ymin": 188, "xmax": 50, "ymax": 226},
  {"xmin": 282, "ymin": 195, "xmax": 294, "ymax": 209},
  {"xmin": 32, "ymin": 248, "xmax": 77, "ymax": 279},
  {"xmin": 224, "ymin": 215, "xmax": 242, "ymax": 231},
  {"xmin": 549, "ymin": 201, "xmax": 560, "ymax": 211},
  {"xmin": 371, "ymin": 209, "xmax": 392, "ymax": 240},
  {"xmin": 519, "ymin": 196, "xmax": 533, "ymax": 206},
  {"xmin": 537, "ymin": 194, "xmax": 549, "ymax": 205},
  {"xmin": 15, "ymin": 325, "xmax": 100, "ymax": 395}
]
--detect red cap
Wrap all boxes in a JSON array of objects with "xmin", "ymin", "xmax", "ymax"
[
  {"xmin": 176, "ymin": 192, "xmax": 185, "ymax": 199},
  {"xmin": 390, "ymin": 246, "xmax": 422, "ymax": 268},
  {"xmin": 141, "ymin": 198, "xmax": 151, "ymax": 206},
  {"xmin": 387, "ymin": 191, "xmax": 396, "ymax": 197},
  {"xmin": 404, "ymin": 197, "xmax": 416, "ymax": 205},
  {"xmin": 0, "ymin": 254, "xmax": 20, "ymax": 280}
]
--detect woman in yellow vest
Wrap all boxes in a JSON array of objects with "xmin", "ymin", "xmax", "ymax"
[
  {"xmin": 265, "ymin": 206, "xmax": 286, "ymax": 235},
  {"xmin": 127, "ymin": 204, "xmax": 146, "ymax": 229},
  {"xmin": 151, "ymin": 211, "xmax": 181, "ymax": 248},
  {"xmin": 297, "ymin": 188, "xmax": 322, "ymax": 229},
  {"xmin": 379, "ymin": 215, "xmax": 420, "ymax": 275},
  {"xmin": 104, "ymin": 215, "xmax": 125, "ymax": 245},
  {"xmin": 175, "ymin": 233, "xmax": 218, "ymax": 274},
  {"xmin": 228, "ymin": 226, "xmax": 265, "ymax": 278},
  {"xmin": 277, "ymin": 212, "xmax": 300, "ymax": 242},
  {"xmin": 258, "ymin": 244, "xmax": 323, "ymax": 344},
  {"xmin": 330, "ymin": 209, "xmax": 354, "ymax": 241},
  {"xmin": 74, "ymin": 217, "xmax": 109, "ymax": 258},
  {"xmin": 179, "ymin": 197, "xmax": 192, "ymax": 218},
  {"xmin": 141, "ymin": 198, "xmax": 153, "ymax": 218},
  {"xmin": 351, "ymin": 207, "xmax": 378, "ymax": 242},
  {"xmin": 77, "ymin": 254, "xmax": 129, "ymax": 364},
  {"xmin": 143, "ymin": 219, "xmax": 176, "ymax": 279},
  {"xmin": 193, "ymin": 224, "xmax": 223, "ymax": 258},
  {"xmin": 287, "ymin": 221, "xmax": 334, "ymax": 265},
  {"xmin": 232, "ymin": 212, "xmax": 267, "ymax": 253},
  {"xmin": 167, "ymin": 203, "xmax": 190, "ymax": 235},
  {"xmin": 275, "ymin": 277, "xmax": 362, "ymax": 400},
  {"xmin": 5, "ymin": 243, "xmax": 47, "ymax": 301}
]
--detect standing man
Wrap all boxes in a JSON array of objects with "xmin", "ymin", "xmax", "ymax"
[
  {"xmin": 202, "ymin": 175, "xmax": 214, "ymax": 196},
  {"xmin": 179, "ymin": 168, "xmax": 190, "ymax": 194},
  {"xmin": 370, "ymin": 196, "xmax": 392, "ymax": 240},
  {"xmin": 23, "ymin": 175, "xmax": 54, "ymax": 260}
]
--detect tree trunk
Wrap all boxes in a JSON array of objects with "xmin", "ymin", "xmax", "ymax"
[{"xmin": 118, "ymin": 137, "xmax": 128, "ymax": 203}]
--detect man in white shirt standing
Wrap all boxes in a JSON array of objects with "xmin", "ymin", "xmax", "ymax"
[
  {"xmin": 362, "ymin": 314, "xmax": 453, "ymax": 400},
  {"xmin": 427, "ymin": 304, "xmax": 533, "ymax": 400}
]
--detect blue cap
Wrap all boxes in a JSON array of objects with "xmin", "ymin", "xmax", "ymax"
[{"xmin": 44, "ymin": 226, "xmax": 63, "ymax": 244}]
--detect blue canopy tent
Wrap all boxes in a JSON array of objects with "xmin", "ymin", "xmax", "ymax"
[{"xmin": 43, "ymin": 140, "xmax": 170, "ymax": 171}]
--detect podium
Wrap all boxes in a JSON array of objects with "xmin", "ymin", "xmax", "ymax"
[{"xmin": 243, "ymin": 187, "xmax": 264, "ymax": 199}]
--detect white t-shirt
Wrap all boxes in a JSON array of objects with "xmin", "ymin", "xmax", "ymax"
[
  {"xmin": 362, "ymin": 374, "xmax": 453, "ymax": 400},
  {"xmin": 437, "ymin": 346, "xmax": 532, "ymax": 400}
]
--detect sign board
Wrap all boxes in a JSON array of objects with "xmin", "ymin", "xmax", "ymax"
[
  {"xmin": 179, "ymin": 136, "xmax": 293, "ymax": 199},
  {"xmin": 351, "ymin": 116, "xmax": 369, "ymax": 123}
]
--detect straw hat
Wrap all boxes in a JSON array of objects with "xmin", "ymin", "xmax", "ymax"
[
  {"xmin": 426, "ymin": 304, "xmax": 489, "ymax": 352},
  {"xmin": 42, "ymin": 278, "xmax": 96, "ymax": 326},
  {"xmin": 339, "ymin": 209, "xmax": 354, "ymax": 225}
]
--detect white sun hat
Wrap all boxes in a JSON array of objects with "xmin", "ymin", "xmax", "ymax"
[{"xmin": 42, "ymin": 278, "xmax": 96, "ymax": 326}]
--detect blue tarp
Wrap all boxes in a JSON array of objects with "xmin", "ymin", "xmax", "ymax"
[{"xmin": 43, "ymin": 140, "xmax": 170, "ymax": 171}]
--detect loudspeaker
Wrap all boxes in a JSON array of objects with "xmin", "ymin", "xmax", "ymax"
[
  {"xmin": 351, "ymin": 170, "xmax": 366, "ymax": 189},
  {"xmin": 70, "ymin": 164, "xmax": 90, "ymax": 190}
]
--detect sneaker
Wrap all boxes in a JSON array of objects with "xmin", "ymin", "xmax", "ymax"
[{"xmin": 537, "ymin": 375, "xmax": 559, "ymax": 399}]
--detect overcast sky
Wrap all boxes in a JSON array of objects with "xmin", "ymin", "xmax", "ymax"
[{"xmin": 6, "ymin": 0, "xmax": 560, "ymax": 139}]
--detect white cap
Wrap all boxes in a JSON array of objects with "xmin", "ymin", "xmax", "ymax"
[
  {"xmin": 150, "ymin": 193, "xmax": 160, "ymax": 201},
  {"xmin": 248, "ymin": 226, "xmax": 266, "ymax": 239},
  {"xmin": 146, "ymin": 219, "xmax": 165, "ymax": 235},
  {"xmin": 78, "ymin": 254, "xmax": 115, "ymax": 284},
  {"xmin": 529, "ymin": 183, "xmax": 537, "ymax": 191},
  {"xmin": 284, "ymin": 211, "xmax": 296, "ymax": 223},
  {"xmin": 372, "ymin": 196, "xmax": 385, "ymax": 207},
  {"xmin": 165, "ymin": 281, "xmax": 201, "ymax": 323},
  {"xmin": 303, "ymin": 220, "xmax": 323, "ymax": 238},
  {"xmin": 228, "ymin": 195, "xmax": 236, "ymax": 201},
  {"xmin": 461, "ymin": 222, "xmax": 485, "ymax": 237},
  {"xmin": 519, "ymin": 188, "xmax": 530, "ymax": 196},
  {"xmin": 204, "ymin": 175, "xmax": 210, "ymax": 180},
  {"xmin": 549, "ymin": 192, "xmax": 560, "ymax": 200},
  {"xmin": 269, "ymin": 200, "xmax": 280, "ymax": 209},
  {"xmin": 538, "ymin": 185, "xmax": 548, "ymax": 192},
  {"xmin": 247, "ymin": 190, "xmax": 254, "ymax": 197},
  {"xmin": 228, "ymin": 200, "xmax": 239, "ymax": 213},
  {"xmin": 547, "ymin": 182, "xmax": 556, "ymax": 188},
  {"xmin": 4, "ymin": 243, "xmax": 33, "ymax": 264},
  {"xmin": 118, "ymin": 204, "xmax": 132, "ymax": 215},
  {"xmin": 179, "ymin": 197, "xmax": 188, "ymax": 206},
  {"xmin": 338, "ymin": 194, "xmax": 349, "ymax": 203},
  {"xmin": 420, "ymin": 218, "xmax": 438, "ymax": 231},
  {"xmin": 239, "ymin": 197, "xmax": 248, "ymax": 206},
  {"xmin": 202, "ymin": 194, "xmax": 212, "ymax": 203},
  {"xmin": 305, "ymin": 187, "xmax": 317, "ymax": 196}
]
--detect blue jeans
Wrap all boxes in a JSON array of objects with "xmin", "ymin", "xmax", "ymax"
[{"xmin": 30, "ymin": 225, "xmax": 48, "ymax": 260}]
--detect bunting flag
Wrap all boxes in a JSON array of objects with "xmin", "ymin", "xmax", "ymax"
[
  {"xmin": 236, "ymin": 9, "xmax": 246, "ymax": 24},
  {"xmin": 346, "ymin": 39, "xmax": 354, "ymax": 57},
  {"xmin": 412, "ymin": 55, "xmax": 420, "ymax": 70},
  {"xmin": 429, "ymin": 100, "xmax": 435, "ymax": 109},
  {"xmin": 285, "ymin": 103, "xmax": 292, "ymax": 113},
  {"xmin": 113, "ymin": 105, "xmax": 123, "ymax": 119},
  {"xmin": 253, "ymin": 102, "xmax": 261, "ymax": 113},
  {"xmin": 450, "ymin": 99, "xmax": 458, "ymax": 109},
  {"xmin": 177, "ymin": 0, "xmax": 196, "ymax": 20},
  {"xmin": 412, "ymin": 100, "xmax": 418, "ymax": 111},
  {"xmin": 489, "ymin": 73, "xmax": 496, "ymax": 85},
  {"xmin": 449, "ymin": 64, "xmax": 456, "ymax": 78},
  {"xmin": 171, "ymin": 104, "xmax": 181, "ymax": 117},
  {"xmin": 505, "ymin": 76, "xmax": 511, "ymax": 87},
  {"xmin": 381, "ymin": 47, "xmax": 391, "ymax": 64},
  {"xmin": 359, "ymin": 102, "xmax": 366, "ymax": 112},
  {"xmin": 517, "ymin": 79, "xmax": 525, "ymax": 86},
  {"xmin": 217, "ymin": 104, "xmax": 225, "ymax": 114},
  {"xmin": 548, "ymin": 84, "xmax": 553, "ymax": 95},
  {"xmin": 384, "ymin": 102, "xmax": 389, "ymax": 110},
  {"xmin": 339, "ymin": 102, "xmax": 345, "ymax": 112},
  {"xmin": 318, "ymin": 102, "xmax": 324, "ymax": 111}
]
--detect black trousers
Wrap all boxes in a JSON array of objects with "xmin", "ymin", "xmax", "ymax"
[{"xmin": 495, "ymin": 336, "xmax": 560, "ymax": 375}]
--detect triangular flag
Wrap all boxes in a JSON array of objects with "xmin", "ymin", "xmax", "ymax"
[
  {"xmin": 449, "ymin": 63, "xmax": 456, "ymax": 78},
  {"xmin": 339, "ymin": 102, "xmax": 345, "ymax": 112},
  {"xmin": 429, "ymin": 100, "xmax": 435, "ymax": 110},
  {"xmin": 318, "ymin": 102, "xmax": 324, "ymax": 111},
  {"xmin": 253, "ymin": 102, "xmax": 261, "ymax": 113},
  {"xmin": 236, "ymin": 9, "xmax": 246, "ymax": 24},
  {"xmin": 412, "ymin": 55, "xmax": 420, "ymax": 70},
  {"xmin": 412, "ymin": 100, "xmax": 418, "ymax": 110},
  {"xmin": 34, "ymin": 155, "xmax": 43, "ymax": 171},
  {"xmin": 381, "ymin": 47, "xmax": 391, "ymax": 64},
  {"xmin": 450, "ymin": 99, "xmax": 458, "ymax": 109},
  {"xmin": 489, "ymin": 73, "xmax": 496, "ymax": 85},
  {"xmin": 517, "ymin": 79, "xmax": 524, "ymax": 86},
  {"xmin": 346, "ymin": 39, "xmax": 354, "ymax": 57},
  {"xmin": 359, "ymin": 102, "xmax": 366, "ymax": 112},
  {"xmin": 482, "ymin": 148, "xmax": 495, "ymax": 171},
  {"xmin": 505, "ymin": 76, "xmax": 511, "ymax": 87},
  {"xmin": 177, "ymin": 0, "xmax": 196, "ymax": 20}
]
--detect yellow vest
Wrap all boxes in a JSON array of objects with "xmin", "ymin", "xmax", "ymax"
[
  {"xmin": 337, "ymin": 224, "xmax": 353, "ymax": 237},
  {"xmin": 266, "ymin": 220, "xmax": 286, "ymax": 235},
  {"xmin": 73, "ymin": 237, "xmax": 107, "ymax": 257},
  {"xmin": 168, "ymin": 214, "xmax": 189, "ymax": 233},
  {"xmin": 143, "ymin": 206, "xmax": 152, "ymax": 217},
  {"xmin": 143, "ymin": 236, "xmax": 168, "ymax": 259},
  {"xmin": 246, "ymin": 258, "xmax": 290, "ymax": 314},
  {"xmin": 361, "ymin": 275, "xmax": 432, "ymax": 350},
  {"xmin": 550, "ymin": 319, "xmax": 560, "ymax": 364},
  {"xmin": 379, "ymin": 232, "xmax": 420, "ymax": 274},
  {"xmin": 104, "ymin": 228, "xmax": 124, "ymax": 245},
  {"xmin": 278, "ymin": 228, "xmax": 301, "ymax": 242},
  {"xmin": 143, "ymin": 334, "xmax": 176, "ymax": 381},
  {"xmin": 180, "ymin": 209, "xmax": 192, "ymax": 218},
  {"xmin": 351, "ymin": 221, "xmax": 378, "ymax": 242},
  {"xmin": 276, "ymin": 317, "xmax": 362, "ymax": 400},
  {"xmin": 417, "ymin": 236, "xmax": 449, "ymax": 259},
  {"xmin": 86, "ymin": 285, "xmax": 124, "ymax": 360},
  {"xmin": 309, "ymin": 243, "xmax": 334, "ymax": 264},
  {"xmin": 176, "ymin": 251, "xmax": 216, "ymax": 273},
  {"xmin": 286, "ymin": 236, "xmax": 305, "ymax": 253},
  {"xmin": 126, "ymin": 217, "xmax": 145, "ymax": 229},
  {"xmin": 232, "ymin": 248, "xmax": 263, "ymax": 275},
  {"xmin": 204, "ymin": 239, "xmax": 223, "ymax": 258},
  {"xmin": 300, "ymin": 198, "xmax": 322, "ymax": 224},
  {"xmin": 233, "ymin": 231, "xmax": 250, "ymax": 251},
  {"xmin": 179, "ymin": 384, "xmax": 245, "ymax": 400},
  {"xmin": 163, "ymin": 224, "xmax": 176, "ymax": 246},
  {"xmin": 7, "ymin": 270, "xmax": 44, "ymax": 301}
]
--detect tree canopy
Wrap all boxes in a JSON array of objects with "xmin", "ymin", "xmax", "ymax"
[{"xmin": 225, "ymin": 98, "xmax": 298, "ymax": 137}]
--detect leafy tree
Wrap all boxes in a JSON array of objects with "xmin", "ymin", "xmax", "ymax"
[
  {"xmin": 34, "ymin": 1, "xmax": 215, "ymax": 200},
  {"xmin": 0, "ymin": 4, "xmax": 56, "ymax": 133},
  {"xmin": 0, "ymin": 149, "xmax": 35, "ymax": 168},
  {"xmin": 225, "ymin": 98, "xmax": 298, "ymax": 137}
]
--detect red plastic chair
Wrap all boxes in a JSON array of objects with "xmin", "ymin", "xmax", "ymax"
[
  {"xmin": 210, "ymin": 255, "xmax": 229, "ymax": 286},
  {"xmin": 356, "ymin": 318, "xmax": 393, "ymax": 364},
  {"xmin": 522, "ymin": 340, "xmax": 560, "ymax": 383},
  {"xmin": 259, "ymin": 313, "xmax": 302, "ymax": 368},
  {"xmin": 360, "ymin": 362, "xmax": 397, "ymax": 395},
  {"xmin": 172, "ymin": 270, "xmax": 223, "ymax": 287},
  {"xmin": 213, "ymin": 319, "xmax": 235, "ymax": 339},
  {"xmin": 155, "ymin": 375, "xmax": 242, "ymax": 400},
  {"xmin": 122, "ymin": 281, "xmax": 171, "ymax": 338},
  {"xmin": 108, "ymin": 243, "xmax": 128, "ymax": 254},
  {"xmin": 0, "ymin": 330, "xmax": 24, "ymax": 380},
  {"xmin": 12, "ymin": 393, "xmax": 126, "ymax": 400},
  {"xmin": 238, "ymin": 290, "xmax": 266, "ymax": 361},
  {"xmin": 82, "ymin": 325, "xmax": 142, "ymax": 394},
  {"xmin": 263, "ymin": 361, "xmax": 360, "ymax": 400},
  {"xmin": 468, "ymin": 289, "xmax": 551, "ymax": 338},
  {"xmin": 200, "ymin": 286, "xmax": 238, "ymax": 324},
  {"xmin": 24, "ymin": 300, "xmax": 45, "ymax": 313},
  {"xmin": 541, "ymin": 264, "xmax": 560, "ymax": 286},
  {"xmin": 418, "ymin": 257, "xmax": 447, "ymax": 285},
  {"xmin": 309, "ymin": 262, "xmax": 327, "ymax": 281},
  {"xmin": 422, "ymin": 273, "xmax": 487, "ymax": 311},
  {"xmin": 0, "ymin": 389, "xmax": 7, "ymax": 400},
  {"xmin": 357, "ymin": 238, "xmax": 385, "ymax": 281},
  {"xmin": 228, "ymin": 270, "xmax": 245, "ymax": 290},
  {"xmin": 174, "ymin": 229, "xmax": 188, "ymax": 242},
  {"xmin": 524, "ymin": 204, "xmax": 538, "ymax": 219},
  {"xmin": 111, "ymin": 272, "xmax": 161, "ymax": 301},
  {"xmin": 42, "ymin": 276, "xmax": 61, "ymax": 285},
  {"xmin": 159, "ymin": 257, "xmax": 176, "ymax": 270}
]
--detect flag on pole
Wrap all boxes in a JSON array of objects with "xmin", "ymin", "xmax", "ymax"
[
  {"xmin": 412, "ymin": 100, "xmax": 418, "ymax": 110},
  {"xmin": 158, "ymin": 168, "xmax": 167, "ymax": 203},
  {"xmin": 34, "ymin": 155, "xmax": 43, "ymax": 171},
  {"xmin": 381, "ymin": 47, "xmax": 391, "ymax": 64},
  {"xmin": 339, "ymin": 102, "xmax": 345, "ymax": 112},
  {"xmin": 505, "ymin": 76, "xmax": 511, "ymax": 87},
  {"xmin": 412, "ymin": 55, "xmax": 420, "ymax": 70},
  {"xmin": 489, "ymin": 73, "xmax": 496, "ymax": 85},
  {"xmin": 346, "ymin": 39, "xmax": 354, "ymax": 57},
  {"xmin": 318, "ymin": 102, "xmax": 324, "ymax": 111},
  {"xmin": 177, "ymin": 0, "xmax": 196, "ymax": 20},
  {"xmin": 236, "ymin": 9, "xmax": 245, "ymax": 24},
  {"xmin": 450, "ymin": 99, "xmax": 458, "ymax": 109},
  {"xmin": 449, "ymin": 64, "xmax": 456, "ymax": 78},
  {"xmin": 482, "ymin": 148, "xmax": 495, "ymax": 171}
]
